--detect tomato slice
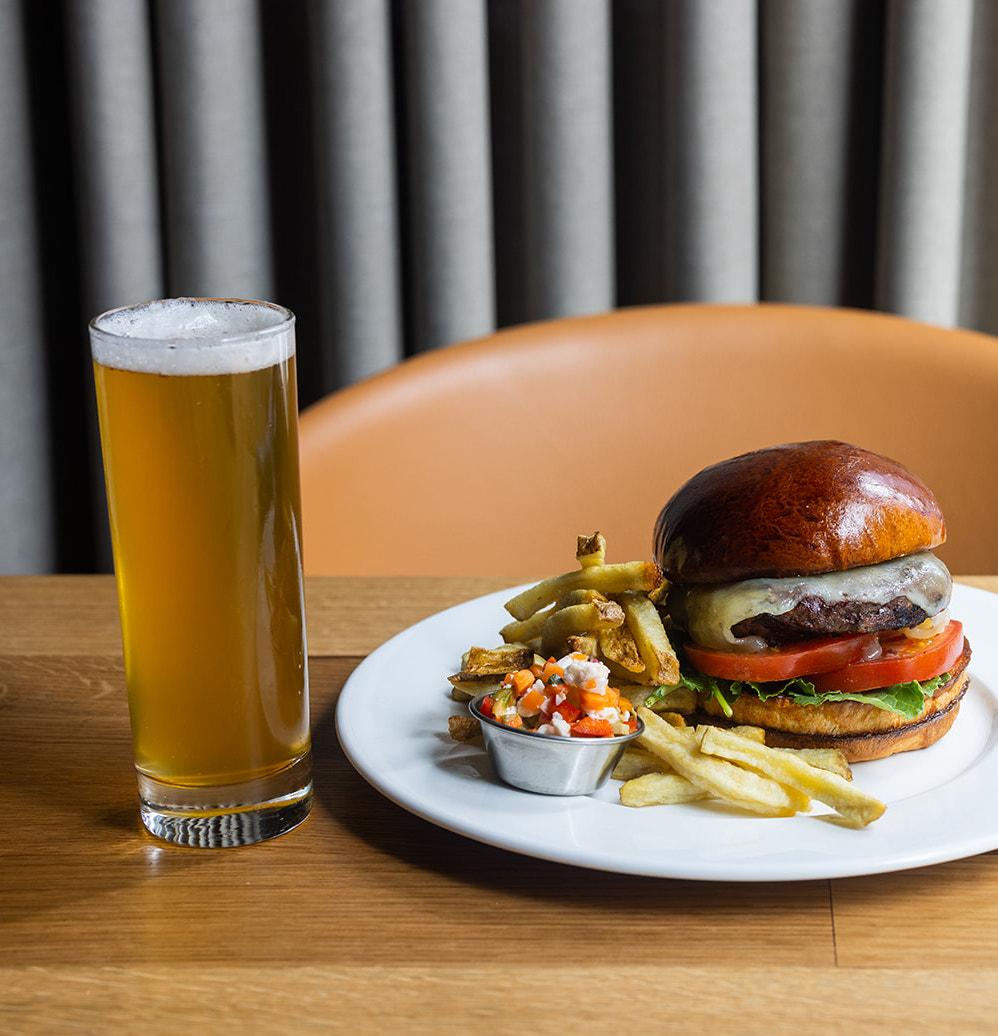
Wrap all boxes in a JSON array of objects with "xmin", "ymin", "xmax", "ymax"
[
  {"xmin": 808, "ymin": 620, "xmax": 964, "ymax": 694},
  {"xmin": 686, "ymin": 621, "xmax": 965, "ymax": 690},
  {"xmin": 685, "ymin": 633, "xmax": 879, "ymax": 682}
]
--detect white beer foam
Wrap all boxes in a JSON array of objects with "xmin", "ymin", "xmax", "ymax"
[{"xmin": 90, "ymin": 299, "xmax": 295, "ymax": 375}]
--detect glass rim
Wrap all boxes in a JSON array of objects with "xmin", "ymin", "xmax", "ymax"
[{"xmin": 88, "ymin": 297, "xmax": 295, "ymax": 350}]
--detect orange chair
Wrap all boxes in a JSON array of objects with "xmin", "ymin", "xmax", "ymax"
[{"xmin": 298, "ymin": 303, "xmax": 998, "ymax": 577}]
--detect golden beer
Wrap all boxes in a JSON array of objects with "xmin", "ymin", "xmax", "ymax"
[{"xmin": 90, "ymin": 299, "xmax": 311, "ymax": 846}]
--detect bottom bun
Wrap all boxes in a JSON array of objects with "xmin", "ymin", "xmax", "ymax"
[{"xmin": 696, "ymin": 641, "xmax": 972, "ymax": 763}]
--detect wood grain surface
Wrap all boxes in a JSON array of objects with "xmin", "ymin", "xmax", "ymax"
[{"xmin": 3, "ymin": 576, "xmax": 998, "ymax": 1033}]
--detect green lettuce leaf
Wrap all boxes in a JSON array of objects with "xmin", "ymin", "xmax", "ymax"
[
  {"xmin": 775, "ymin": 676, "xmax": 947, "ymax": 719},
  {"xmin": 643, "ymin": 653, "xmax": 950, "ymax": 722}
]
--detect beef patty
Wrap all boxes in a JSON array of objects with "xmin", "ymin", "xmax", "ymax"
[{"xmin": 729, "ymin": 595, "xmax": 929, "ymax": 646}]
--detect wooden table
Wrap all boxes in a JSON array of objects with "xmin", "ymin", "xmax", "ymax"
[{"xmin": 4, "ymin": 575, "xmax": 998, "ymax": 1033}]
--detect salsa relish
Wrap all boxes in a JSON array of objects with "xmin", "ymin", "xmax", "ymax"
[{"xmin": 480, "ymin": 651, "xmax": 638, "ymax": 738}]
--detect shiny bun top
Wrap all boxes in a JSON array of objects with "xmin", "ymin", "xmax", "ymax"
[{"xmin": 653, "ymin": 440, "xmax": 946, "ymax": 584}]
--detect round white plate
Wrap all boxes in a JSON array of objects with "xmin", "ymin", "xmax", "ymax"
[{"xmin": 335, "ymin": 582, "xmax": 998, "ymax": 881}]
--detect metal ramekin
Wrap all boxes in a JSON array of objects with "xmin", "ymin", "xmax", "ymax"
[{"xmin": 468, "ymin": 692, "xmax": 644, "ymax": 796}]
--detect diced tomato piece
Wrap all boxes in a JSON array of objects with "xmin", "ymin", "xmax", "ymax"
[
  {"xmin": 480, "ymin": 696, "xmax": 494, "ymax": 718},
  {"xmin": 509, "ymin": 669, "xmax": 535, "ymax": 696},
  {"xmin": 564, "ymin": 684, "xmax": 618, "ymax": 714},
  {"xmin": 518, "ymin": 688, "xmax": 547, "ymax": 714},
  {"xmin": 539, "ymin": 658, "xmax": 565, "ymax": 682},
  {"xmin": 580, "ymin": 688, "xmax": 618, "ymax": 713}
]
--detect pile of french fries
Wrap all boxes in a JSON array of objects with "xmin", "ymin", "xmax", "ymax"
[
  {"xmin": 449, "ymin": 533, "xmax": 695, "ymax": 713},
  {"xmin": 617, "ymin": 707, "xmax": 885, "ymax": 827},
  {"xmin": 447, "ymin": 532, "xmax": 887, "ymax": 827}
]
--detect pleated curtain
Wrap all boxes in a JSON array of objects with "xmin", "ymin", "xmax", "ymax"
[{"xmin": 2, "ymin": 0, "xmax": 996, "ymax": 574}]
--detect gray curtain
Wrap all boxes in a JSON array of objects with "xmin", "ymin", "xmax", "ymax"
[{"xmin": 2, "ymin": 0, "xmax": 996, "ymax": 573}]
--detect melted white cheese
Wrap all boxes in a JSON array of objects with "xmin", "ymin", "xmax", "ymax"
[{"xmin": 670, "ymin": 551, "xmax": 952, "ymax": 653}]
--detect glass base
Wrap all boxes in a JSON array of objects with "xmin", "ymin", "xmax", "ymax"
[{"xmin": 136, "ymin": 752, "xmax": 312, "ymax": 848}]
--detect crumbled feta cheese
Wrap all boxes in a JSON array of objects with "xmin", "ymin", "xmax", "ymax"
[
  {"xmin": 558, "ymin": 653, "xmax": 610, "ymax": 694},
  {"xmin": 590, "ymin": 707, "xmax": 620, "ymax": 722},
  {"xmin": 536, "ymin": 711, "xmax": 573, "ymax": 737}
]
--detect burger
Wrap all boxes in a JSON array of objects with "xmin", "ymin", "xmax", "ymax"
[{"xmin": 653, "ymin": 440, "xmax": 970, "ymax": 762}]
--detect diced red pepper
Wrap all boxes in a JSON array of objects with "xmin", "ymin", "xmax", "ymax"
[
  {"xmin": 570, "ymin": 716, "xmax": 614, "ymax": 738},
  {"xmin": 480, "ymin": 696, "xmax": 494, "ymax": 718},
  {"xmin": 553, "ymin": 701, "xmax": 582, "ymax": 724}
]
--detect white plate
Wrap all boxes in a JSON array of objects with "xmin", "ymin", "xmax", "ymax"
[{"xmin": 335, "ymin": 582, "xmax": 998, "ymax": 881}]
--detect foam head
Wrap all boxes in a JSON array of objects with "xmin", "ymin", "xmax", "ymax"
[{"xmin": 89, "ymin": 298, "xmax": 296, "ymax": 375}]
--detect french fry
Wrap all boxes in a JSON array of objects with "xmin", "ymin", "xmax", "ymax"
[
  {"xmin": 656, "ymin": 710, "xmax": 688, "ymax": 728},
  {"xmin": 633, "ymin": 684, "xmax": 697, "ymax": 714},
  {"xmin": 729, "ymin": 725, "xmax": 767, "ymax": 744},
  {"xmin": 612, "ymin": 718, "xmax": 689, "ymax": 781},
  {"xmin": 448, "ymin": 643, "xmax": 536, "ymax": 700},
  {"xmin": 599, "ymin": 623, "xmax": 644, "ymax": 672},
  {"xmin": 576, "ymin": 532, "xmax": 606, "ymax": 568},
  {"xmin": 642, "ymin": 714, "xmax": 698, "ymax": 745},
  {"xmin": 697, "ymin": 725, "xmax": 884, "ymax": 828},
  {"xmin": 540, "ymin": 597, "xmax": 625, "ymax": 658},
  {"xmin": 619, "ymin": 771, "xmax": 710, "ymax": 807},
  {"xmin": 617, "ymin": 590, "xmax": 680, "ymax": 685},
  {"xmin": 604, "ymin": 657, "xmax": 649, "ymax": 686},
  {"xmin": 611, "ymin": 746, "xmax": 670, "ymax": 781},
  {"xmin": 780, "ymin": 746, "xmax": 853, "ymax": 781},
  {"xmin": 459, "ymin": 643, "xmax": 534, "ymax": 676},
  {"xmin": 500, "ymin": 605, "xmax": 554, "ymax": 646},
  {"xmin": 556, "ymin": 588, "xmax": 608, "ymax": 607},
  {"xmin": 564, "ymin": 634, "xmax": 598, "ymax": 657},
  {"xmin": 447, "ymin": 714, "xmax": 482, "ymax": 742},
  {"xmin": 635, "ymin": 708, "xmax": 810, "ymax": 817},
  {"xmin": 504, "ymin": 561, "xmax": 663, "ymax": 621},
  {"xmin": 447, "ymin": 677, "xmax": 502, "ymax": 702}
]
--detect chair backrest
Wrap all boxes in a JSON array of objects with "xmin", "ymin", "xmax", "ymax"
[{"xmin": 298, "ymin": 303, "xmax": 998, "ymax": 577}]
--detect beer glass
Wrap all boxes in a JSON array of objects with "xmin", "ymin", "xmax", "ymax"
[{"xmin": 90, "ymin": 298, "xmax": 311, "ymax": 847}]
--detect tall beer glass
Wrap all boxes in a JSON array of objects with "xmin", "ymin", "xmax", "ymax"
[{"xmin": 90, "ymin": 298, "xmax": 311, "ymax": 847}]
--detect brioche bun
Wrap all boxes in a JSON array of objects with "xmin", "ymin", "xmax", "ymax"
[{"xmin": 654, "ymin": 440, "xmax": 946, "ymax": 584}]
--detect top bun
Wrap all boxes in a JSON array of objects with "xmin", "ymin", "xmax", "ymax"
[{"xmin": 654, "ymin": 441, "xmax": 946, "ymax": 584}]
